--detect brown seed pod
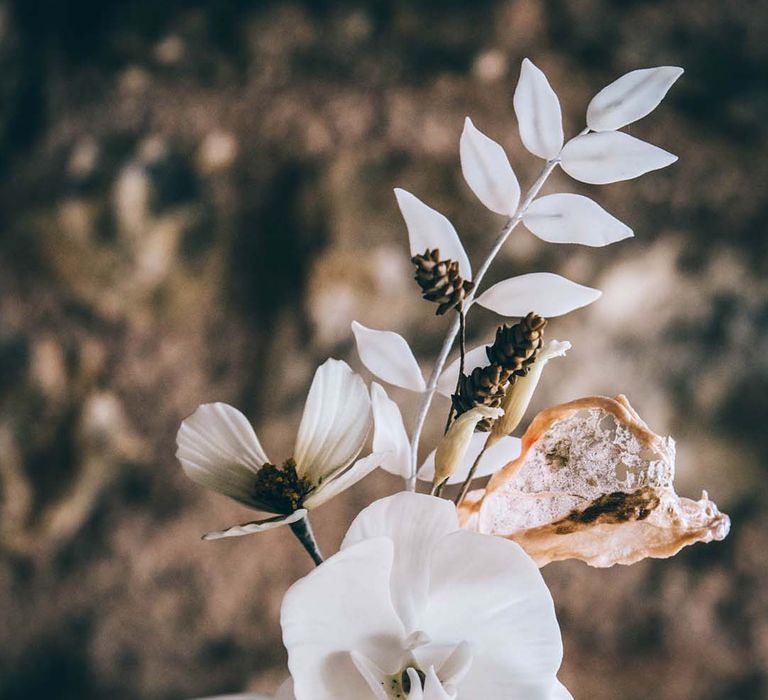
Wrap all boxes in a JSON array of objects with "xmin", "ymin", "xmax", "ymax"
[{"xmin": 412, "ymin": 248, "xmax": 474, "ymax": 315}]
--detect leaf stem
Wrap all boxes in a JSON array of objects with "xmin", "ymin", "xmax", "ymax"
[
  {"xmin": 454, "ymin": 445, "xmax": 488, "ymax": 506},
  {"xmin": 289, "ymin": 513, "xmax": 324, "ymax": 566},
  {"xmin": 406, "ymin": 153, "xmax": 565, "ymax": 491}
]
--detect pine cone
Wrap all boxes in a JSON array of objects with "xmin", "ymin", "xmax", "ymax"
[
  {"xmin": 452, "ymin": 364, "xmax": 511, "ymax": 431},
  {"xmin": 412, "ymin": 248, "xmax": 474, "ymax": 315},
  {"xmin": 486, "ymin": 312, "xmax": 547, "ymax": 377}
]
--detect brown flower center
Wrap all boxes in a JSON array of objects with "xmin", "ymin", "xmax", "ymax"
[{"xmin": 251, "ymin": 458, "xmax": 313, "ymax": 514}]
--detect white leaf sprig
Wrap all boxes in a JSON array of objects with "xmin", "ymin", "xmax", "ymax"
[
  {"xmin": 513, "ymin": 58, "xmax": 564, "ymax": 160},
  {"xmin": 560, "ymin": 131, "xmax": 677, "ymax": 184},
  {"xmin": 460, "ymin": 117, "xmax": 521, "ymax": 216},
  {"xmin": 476, "ymin": 272, "xmax": 602, "ymax": 317},
  {"xmin": 394, "ymin": 188, "xmax": 471, "ymax": 279},
  {"xmin": 351, "ymin": 321, "xmax": 426, "ymax": 392},
  {"xmin": 587, "ymin": 66, "xmax": 684, "ymax": 132},
  {"xmin": 523, "ymin": 193, "xmax": 633, "ymax": 246}
]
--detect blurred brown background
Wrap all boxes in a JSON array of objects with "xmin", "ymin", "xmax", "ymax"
[{"xmin": 0, "ymin": 1, "xmax": 766, "ymax": 698}]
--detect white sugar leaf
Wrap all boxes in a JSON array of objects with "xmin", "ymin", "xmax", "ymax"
[
  {"xmin": 560, "ymin": 132, "xmax": 677, "ymax": 185},
  {"xmin": 460, "ymin": 117, "xmax": 521, "ymax": 216},
  {"xmin": 587, "ymin": 66, "xmax": 684, "ymax": 132},
  {"xmin": 476, "ymin": 272, "xmax": 601, "ymax": 318},
  {"xmin": 523, "ymin": 193, "xmax": 633, "ymax": 247},
  {"xmin": 371, "ymin": 382, "xmax": 411, "ymax": 478},
  {"xmin": 352, "ymin": 321, "xmax": 426, "ymax": 392},
  {"xmin": 394, "ymin": 188, "xmax": 471, "ymax": 279},
  {"xmin": 513, "ymin": 58, "xmax": 564, "ymax": 160},
  {"xmin": 436, "ymin": 344, "xmax": 489, "ymax": 397}
]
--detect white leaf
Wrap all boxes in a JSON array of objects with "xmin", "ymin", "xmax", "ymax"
[
  {"xmin": 394, "ymin": 188, "xmax": 471, "ymax": 279},
  {"xmin": 587, "ymin": 66, "xmax": 684, "ymax": 132},
  {"xmin": 476, "ymin": 272, "xmax": 601, "ymax": 317},
  {"xmin": 419, "ymin": 432, "xmax": 522, "ymax": 485},
  {"xmin": 460, "ymin": 117, "xmax": 521, "ymax": 216},
  {"xmin": 202, "ymin": 509, "xmax": 307, "ymax": 540},
  {"xmin": 523, "ymin": 193, "xmax": 633, "ymax": 247},
  {"xmin": 352, "ymin": 321, "xmax": 426, "ymax": 392},
  {"xmin": 560, "ymin": 132, "xmax": 677, "ymax": 185},
  {"xmin": 513, "ymin": 58, "xmax": 564, "ymax": 160},
  {"xmin": 370, "ymin": 382, "xmax": 411, "ymax": 478},
  {"xmin": 436, "ymin": 344, "xmax": 489, "ymax": 397}
]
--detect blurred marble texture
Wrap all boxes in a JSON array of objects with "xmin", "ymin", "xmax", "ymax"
[{"xmin": 0, "ymin": 1, "xmax": 766, "ymax": 698}]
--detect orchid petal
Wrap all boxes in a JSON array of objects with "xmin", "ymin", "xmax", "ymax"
[
  {"xmin": 587, "ymin": 66, "xmax": 684, "ymax": 132},
  {"xmin": 460, "ymin": 117, "xmax": 521, "ymax": 216},
  {"xmin": 341, "ymin": 492, "xmax": 458, "ymax": 633},
  {"xmin": 176, "ymin": 402, "xmax": 269, "ymax": 506},
  {"xmin": 560, "ymin": 132, "xmax": 677, "ymax": 185},
  {"xmin": 436, "ymin": 345, "xmax": 489, "ymax": 397},
  {"xmin": 371, "ymin": 383, "xmax": 411, "ymax": 478},
  {"xmin": 394, "ymin": 188, "xmax": 471, "ymax": 279},
  {"xmin": 436, "ymin": 641, "xmax": 473, "ymax": 687},
  {"xmin": 294, "ymin": 359, "xmax": 371, "ymax": 483},
  {"xmin": 513, "ymin": 59, "xmax": 564, "ymax": 160},
  {"xmin": 422, "ymin": 668, "xmax": 454, "ymax": 700},
  {"xmin": 302, "ymin": 453, "xmax": 382, "ymax": 509},
  {"xmin": 419, "ymin": 433, "xmax": 521, "ymax": 485},
  {"xmin": 551, "ymin": 679, "xmax": 574, "ymax": 700},
  {"xmin": 523, "ymin": 193, "xmax": 633, "ymax": 247},
  {"xmin": 281, "ymin": 537, "xmax": 404, "ymax": 700},
  {"xmin": 352, "ymin": 322, "xmax": 426, "ymax": 392},
  {"xmin": 476, "ymin": 272, "xmax": 601, "ymax": 318},
  {"xmin": 423, "ymin": 530, "xmax": 562, "ymax": 697},
  {"xmin": 350, "ymin": 652, "xmax": 390, "ymax": 700},
  {"xmin": 202, "ymin": 510, "xmax": 306, "ymax": 541}
]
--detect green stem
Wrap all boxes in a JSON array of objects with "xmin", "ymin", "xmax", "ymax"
[{"xmin": 290, "ymin": 514, "xmax": 324, "ymax": 566}]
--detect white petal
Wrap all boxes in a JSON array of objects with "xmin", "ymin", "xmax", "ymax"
[
  {"xmin": 394, "ymin": 188, "xmax": 471, "ymax": 279},
  {"xmin": 560, "ymin": 131, "xmax": 677, "ymax": 185},
  {"xmin": 352, "ymin": 322, "xmax": 426, "ymax": 392},
  {"xmin": 281, "ymin": 537, "xmax": 404, "ymax": 700},
  {"xmin": 476, "ymin": 272, "xmax": 601, "ymax": 318},
  {"xmin": 513, "ymin": 58, "xmax": 564, "ymax": 160},
  {"xmin": 436, "ymin": 641, "xmax": 473, "ymax": 687},
  {"xmin": 423, "ymin": 531, "xmax": 562, "ymax": 697},
  {"xmin": 419, "ymin": 433, "xmax": 521, "ymax": 485},
  {"xmin": 550, "ymin": 680, "xmax": 574, "ymax": 700},
  {"xmin": 202, "ymin": 510, "xmax": 306, "ymax": 540},
  {"xmin": 341, "ymin": 492, "xmax": 458, "ymax": 632},
  {"xmin": 460, "ymin": 117, "xmax": 521, "ymax": 216},
  {"xmin": 350, "ymin": 652, "xmax": 389, "ymax": 700},
  {"xmin": 587, "ymin": 66, "xmax": 684, "ymax": 132},
  {"xmin": 176, "ymin": 403, "xmax": 269, "ymax": 506},
  {"xmin": 294, "ymin": 359, "xmax": 371, "ymax": 483},
  {"xmin": 523, "ymin": 193, "xmax": 633, "ymax": 247},
  {"xmin": 371, "ymin": 383, "xmax": 411, "ymax": 478},
  {"xmin": 422, "ymin": 668, "xmax": 453, "ymax": 700},
  {"xmin": 436, "ymin": 345, "xmax": 489, "ymax": 397},
  {"xmin": 302, "ymin": 453, "xmax": 381, "ymax": 509}
]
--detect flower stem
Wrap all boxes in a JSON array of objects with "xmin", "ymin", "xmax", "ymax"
[
  {"xmin": 290, "ymin": 514, "xmax": 324, "ymax": 566},
  {"xmin": 406, "ymin": 154, "xmax": 565, "ymax": 491},
  {"xmin": 454, "ymin": 445, "xmax": 487, "ymax": 507}
]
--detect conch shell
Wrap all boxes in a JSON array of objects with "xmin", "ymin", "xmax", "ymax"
[{"xmin": 459, "ymin": 395, "xmax": 730, "ymax": 567}]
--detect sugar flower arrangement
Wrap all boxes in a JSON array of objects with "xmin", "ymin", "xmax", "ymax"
[{"xmin": 176, "ymin": 60, "xmax": 730, "ymax": 700}]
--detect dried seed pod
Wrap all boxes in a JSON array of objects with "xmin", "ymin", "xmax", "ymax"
[
  {"xmin": 459, "ymin": 395, "xmax": 730, "ymax": 567},
  {"xmin": 452, "ymin": 364, "xmax": 511, "ymax": 431},
  {"xmin": 412, "ymin": 248, "xmax": 474, "ymax": 315},
  {"xmin": 486, "ymin": 312, "xmax": 547, "ymax": 376}
]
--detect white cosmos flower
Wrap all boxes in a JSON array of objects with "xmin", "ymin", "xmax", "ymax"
[
  {"xmin": 176, "ymin": 359, "xmax": 377, "ymax": 540},
  {"xmin": 281, "ymin": 492, "xmax": 569, "ymax": 700}
]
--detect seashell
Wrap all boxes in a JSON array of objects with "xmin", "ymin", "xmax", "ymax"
[{"xmin": 459, "ymin": 395, "xmax": 730, "ymax": 567}]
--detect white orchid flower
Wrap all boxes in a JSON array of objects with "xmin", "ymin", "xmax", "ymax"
[
  {"xmin": 281, "ymin": 492, "xmax": 569, "ymax": 700},
  {"xmin": 176, "ymin": 359, "xmax": 377, "ymax": 540}
]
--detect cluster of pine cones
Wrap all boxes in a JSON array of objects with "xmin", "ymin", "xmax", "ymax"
[{"xmin": 452, "ymin": 313, "xmax": 547, "ymax": 431}]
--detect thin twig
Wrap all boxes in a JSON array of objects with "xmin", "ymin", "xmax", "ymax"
[
  {"xmin": 443, "ymin": 308, "xmax": 467, "ymax": 434},
  {"xmin": 454, "ymin": 446, "xmax": 488, "ymax": 507},
  {"xmin": 406, "ymin": 148, "xmax": 572, "ymax": 492},
  {"xmin": 289, "ymin": 514, "xmax": 324, "ymax": 566}
]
